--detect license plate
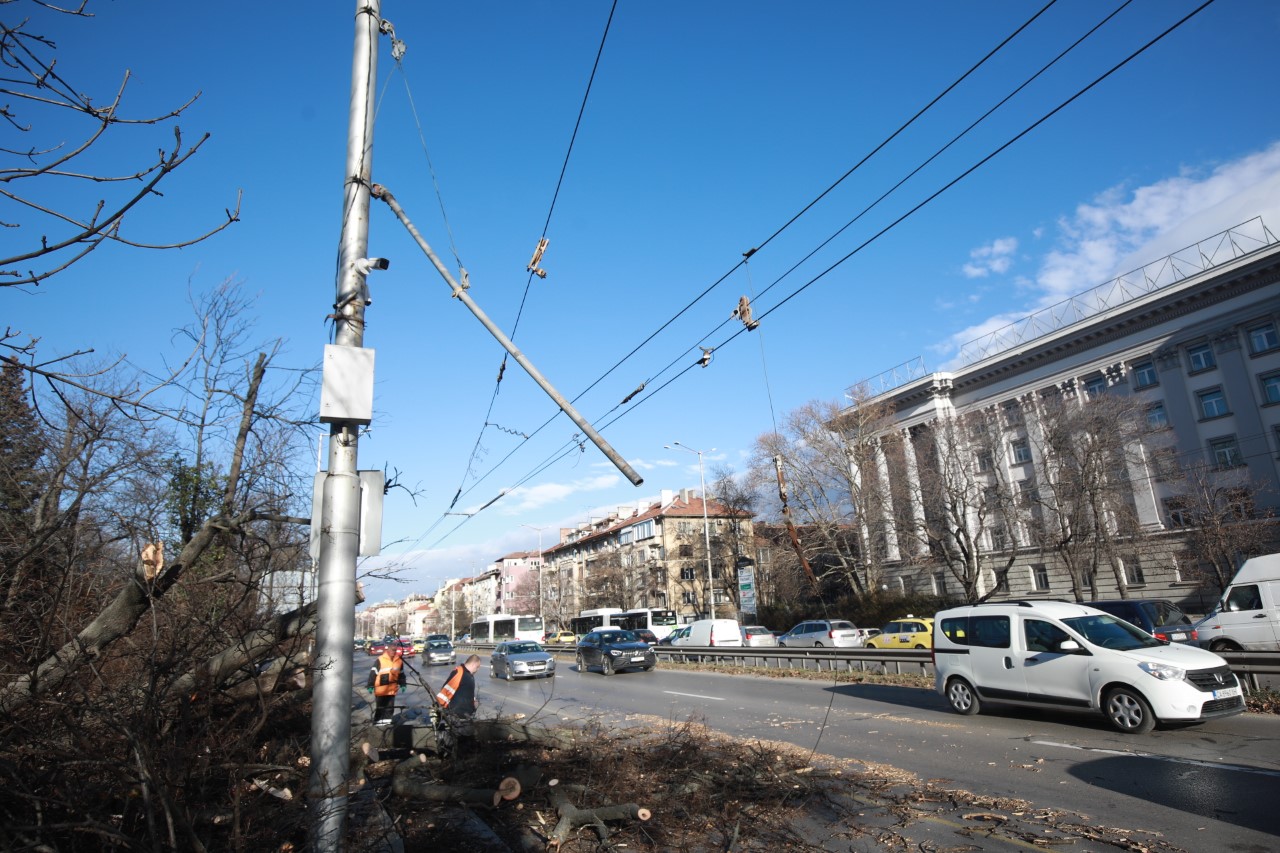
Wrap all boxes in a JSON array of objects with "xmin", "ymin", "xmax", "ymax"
[
  {"xmin": 631, "ymin": 655, "xmax": 647, "ymax": 662},
  {"xmin": 1169, "ymin": 632, "xmax": 1186, "ymax": 641},
  {"xmin": 1212, "ymin": 686, "xmax": 1241, "ymax": 700}
]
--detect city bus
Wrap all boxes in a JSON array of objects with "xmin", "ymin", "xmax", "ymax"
[
  {"xmin": 568, "ymin": 607, "xmax": 625, "ymax": 637},
  {"xmin": 468, "ymin": 613, "xmax": 544, "ymax": 643},
  {"xmin": 614, "ymin": 608, "xmax": 679, "ymax": 640}
]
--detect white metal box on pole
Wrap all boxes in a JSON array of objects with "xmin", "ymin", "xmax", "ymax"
[{"xmin": 319, "ymin": 344, "xmax": 375, "ymax": 424}]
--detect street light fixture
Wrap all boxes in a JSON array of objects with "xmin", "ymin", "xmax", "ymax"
[
  {"xmin": 520, "ymin": 523, "xmax": 549, "ymax": 632},
  {"xmin": 665, "ymin": 442, "xmax": 715, "ymax": 619}
]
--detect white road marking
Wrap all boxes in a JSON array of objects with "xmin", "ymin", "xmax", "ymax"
[
  {"xmin": 1029, "ymin": 739, "xmax": 1280, "ymax": 778},
  {"xmin": 664, "ymin": 691, "xmax": 725, "ymax": 701}
]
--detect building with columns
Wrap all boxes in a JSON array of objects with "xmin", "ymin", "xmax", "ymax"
[{"xmin": 840, "ymin": 221, "xmax": 1280, "ymax": 610}]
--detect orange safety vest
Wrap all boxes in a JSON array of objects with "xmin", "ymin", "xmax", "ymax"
[
  {"xmin": 373, "ymin": 652, "xmax": 403, "ymax": 698},
  {"xmin": 435, "ymin": 664, "xmax": 465, "ymax": 708}
]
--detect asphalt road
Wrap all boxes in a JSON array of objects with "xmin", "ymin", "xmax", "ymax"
[{"xmin": 359, "ymin": 652, "xmax": 1280, "ymax": 852}]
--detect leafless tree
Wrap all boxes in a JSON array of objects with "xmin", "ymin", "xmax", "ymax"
[
  {"xmin": 1168, "ymin": 461, "xmax": 1278, "ymax": 594},
  {"xmin": 1, "ymin": 1, "xmax": 240, "ymax": 294}
]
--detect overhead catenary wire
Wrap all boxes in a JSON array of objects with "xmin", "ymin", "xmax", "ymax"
[
  {"xmin": 396, "ymin": 0, "xmax": 1220, "ymax": 552},
  {"xmin": 448, "ymin": 0, "xmax": 620, "ymax": 508}
]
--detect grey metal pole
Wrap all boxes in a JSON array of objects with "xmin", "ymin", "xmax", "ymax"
[
  {"xmin": 668, "ymin": 442, "xmax": 714, "ymax": 618},
  {"xmin": 309, "ymin": 2, "xmax": 379, "ymax": 849}
]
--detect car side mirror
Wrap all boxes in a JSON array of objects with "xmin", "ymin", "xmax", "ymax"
[{"xmin": 1057, "ymin": 639, "xmax": 1084, "ymax": 654}]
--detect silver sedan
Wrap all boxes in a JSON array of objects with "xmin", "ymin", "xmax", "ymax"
[{"xmin": 490, "ymin": 640, "xmax": 556, "ymax": 680}]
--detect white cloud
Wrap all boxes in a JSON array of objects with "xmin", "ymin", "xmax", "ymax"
[
  {"xmin": 499, "ymin": 474, "xmax": 620, "ymax": 513},
  {"xmin": 961, "ymin": 236, "xmax": 1018, "ymax": 278},
  {"xmin": 938, "ymin": 141, "xmax": 1280, "ymax": 367}
]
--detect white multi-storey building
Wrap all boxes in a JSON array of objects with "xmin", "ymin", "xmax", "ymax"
[{"xmin": 841, "ymin": 220, "xmax": 1280, "ymax": 610}]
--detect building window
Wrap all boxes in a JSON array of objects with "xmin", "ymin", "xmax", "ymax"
[
  {"xmin": 677, "ymin": 543, "xmax": 694, "ymax": 558},
  {"xmin": 1151, "ymin": 446, "xmax": 1180, "ymax": 481},
  {"xmin": 679, "ymin": 566, "xmax": 696, "ymax": 581},
  {"xmin": 1003, "ymin": 403, "xmax": 1024, "ymax": 426},
  {"xmin": 1196, "ymin": 387, "xmax": 1229, "ymax": 419},
  {"xmin": 1123, "ymin": 558, "xmax": 1146, "ymax": 586},
  {"xmin": 1084, "ymin": 375, "xmax": 1107, "ymax": 397},
  {"xmin": 677, "ymin": 521, "xmax": 694, "ymax": 535},
  {"xmin": 1018, "ymin": 479, "xmax": 1039, "ymax": 506},
  {"xmin": 932, "ymin": 572, "xmax": 948, "ymax": 596},
  {"xmin": 1145, "ymin": 401, "xmax": 1169, "ymax": 429},
  {"xmin": 989, "ymin": 524, "xmax": 1009, "ymax": 551},
  {"xmin": 1132, "ymin": 359, "xmax": 1159, "ymax": 389},
  {"xmin": 1011, "ymin": 439, "xmax": 1031, "ymax": 464},
  {"xmin": 1209, "ymin": 436, "xmax": 1244, "ymax": 469},
  {"xmin": 975, "ymin": 450, "xmax": 993, "ymax": 472},
  {"xmin": 681, "ymin": 591, "xmax": 695, "ymax": 605},
  {"xmin": 1030, "ymin": 564, "xmax": 1050, "ymax": 592},
  {"xmin": 1187, "ymin": 342, "xmax": 1216, "ymax": 373},
  {"xmin": 1162, "ymin": 498, "xmax": 1191, "ymax": 527},
  {"xmin": 1260, "ymin": 372, "xmax": 1280, "ymax": 405},
  {"xmin": 1249, "ymin": 322, "xmax": 1279, "ymax": 355}
]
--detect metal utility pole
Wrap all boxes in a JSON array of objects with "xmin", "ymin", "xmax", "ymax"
[
  {"xmin": 666, "ymin": 443, "xmax": 715, "ymax": 619},
  {"xmin": 309, "ymin": 2, "xmax": 379, "ymax": 850},
  {"xmin": 521, "ymin": 523, "xmax": 548, "ymax": 631}
]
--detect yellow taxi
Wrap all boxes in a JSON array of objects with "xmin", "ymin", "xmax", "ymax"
[
  {"xmin": 864, "ymin": 616, "xmax": 935, "ymax": 649},
  {"xmin": 543, "ymin": 630, "xmax": 577, "ymax": 645},
  {"xmin": 411, "ymin": 638, "xmax": 426, "ymax": 653}
]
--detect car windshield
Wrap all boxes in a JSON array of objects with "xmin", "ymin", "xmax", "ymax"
[
  {"xmin": 599, "ymin": 631, "xmax": 638, "ymax": 644},
  {"xmin": 1062, "ymin": 614, "xmax": 1163, "ymax": 650},
  {"xmin": 427, "ymin": 641, "xmax": 451, "ymax": 650},
  {"xmin": 506, "ymin": 643, "xmax": 541, "ymax": 654}
]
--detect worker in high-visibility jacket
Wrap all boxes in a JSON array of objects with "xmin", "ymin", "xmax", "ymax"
[
  {"xmin": 435, "ymin": 654, "xmax": 482, "ymax": 749},
  {"xmin": 366, "ymin": 646, "xmax": 406, "ymax": 726}
]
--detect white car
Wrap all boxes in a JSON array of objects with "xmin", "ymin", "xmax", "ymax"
[
  {"xmin": 934, "ymin": 600, "xmax": 1245, "ymax": 734},
  {"xmin": 778, "ymin": 619, "xmax": 868, "ymax": 648}
]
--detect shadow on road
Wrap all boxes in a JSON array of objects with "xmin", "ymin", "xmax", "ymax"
[{"xmin": 1066, "ymin": 754, "xmax": 1280, "ymax": 836}]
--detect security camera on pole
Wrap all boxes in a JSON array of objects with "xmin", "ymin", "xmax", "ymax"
[{"xmin": 665, "ymin": 442, "xmax": 715, "ymax": 619}]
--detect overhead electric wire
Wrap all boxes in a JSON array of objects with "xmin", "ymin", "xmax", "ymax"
[
  {"xmin": 562, "ymin": 0, "xmax": 1061, "ymax": 408},
  {"xmin": 403, "ymin": 0, "xmax": 1217, "ymax": 550},
  {"xmin": 448, "ymin": 0, "xmax": 620, "ymax": 509}
]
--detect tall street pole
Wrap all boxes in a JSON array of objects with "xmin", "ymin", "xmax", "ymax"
[
  {"xmin": 310, "ymin": 2, "xmax": 379, "ymax": 850},
  {"xmin": 666, "ymin": 443, "xmax": 715, "ymax": 619},
  {"xmin": 521, "ymin": 523, "xmax": 548, "ymax": 632}
]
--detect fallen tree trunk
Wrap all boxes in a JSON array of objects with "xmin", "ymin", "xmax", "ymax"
[{"xmin": 546, "ymin": 782, "xmax": 650, "ymax": 848}]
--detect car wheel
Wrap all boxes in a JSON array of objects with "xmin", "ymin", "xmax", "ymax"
[
  {"xmin": 601, "ymin": 656, "xmax": 615, "ymax": 676},
  {"xmin": 815, "ymin": 642, "xmax": 823, "ymax": 647},
  {"xmin": 914, "ymin": 644, "xmax": 926, "ymax": 649},
  {"xmin": 1105, "ymin": 686, "xmax": 1156, "ymax": 734},
  {"xmin": 505, "ymin": 670, "xmax": 514, "ymax": 681},
  {"xmin": 643, "ymin": 665, "xmax": 655, "ymax": 672},
  {"xmin": 1209, "ymin": 639, "xmax": 1242, "ymax": 652},
  {"xmin": 576, "ymin": 653, "xmax": 586, "ymax": 673},
  {"xmin": 865, "ymin": 642, "xmax": 878, "ymax": 649},
  {"xmin": 946, "ymin": 677, "xmax": 980, "ymax": 716},
  {"xmin": 490, "ymin": 667, "xmax": 498, "ymax": 679}
]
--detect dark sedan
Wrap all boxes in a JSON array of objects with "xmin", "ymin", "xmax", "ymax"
[{"xmin": 576, "ymin": 629, "xmax": 657, "ymax": 676}]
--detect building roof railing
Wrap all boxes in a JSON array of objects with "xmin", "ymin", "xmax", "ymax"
[{"xmin": 956, "ymin": 217, "xmax": 1276, "ymax": 366}]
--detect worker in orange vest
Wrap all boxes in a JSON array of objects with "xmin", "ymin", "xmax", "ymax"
[
  {"xmin": 367, "ymin": 645, "xmax": 406, "ymax": 726},
  {"xmin": 435, "ymin": 654, "xmax": 481, "ymax": 751}
]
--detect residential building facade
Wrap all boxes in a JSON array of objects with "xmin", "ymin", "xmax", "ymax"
[{"xmin": 840, "ymin": 221, "xmax": 1280, "ymax": 613}]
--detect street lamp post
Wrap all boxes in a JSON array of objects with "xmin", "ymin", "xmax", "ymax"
[
  {"xmin": 521, "ymin": 523, "xmax": 548, "ymax": 632},
  {"xmin": 665, "ymin": 442, "xmax": 715, "ymax": 619}
]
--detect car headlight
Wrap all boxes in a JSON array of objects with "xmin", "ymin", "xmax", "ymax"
[
  {"xmin": 1138, "ymin": 660, "xmax": 1186, "ymax": 681},
  {"xmin": 609, "ymin": 649, "xmax": 623, "ymax": 656}
]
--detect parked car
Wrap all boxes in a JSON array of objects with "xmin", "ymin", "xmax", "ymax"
[
  {"xmin": 543, "ymin": 630, "xmax": 577, "ymax": 644},
  {"xmin": 865, "ymin": 616, "xmax": 935, "ymax": 650},
  {"xmin": 576, "ymin": 629, "xmax": 657, "ymax": 676},
  {"xmin": 934, "ymin": 600, "xmax": 1244, "ymax": 734},
  {"xmin": 1195, "ymin": 553, "xmax": 1280, "ymax": 651},
  {"xmin": 632, "ymin": 628, "xmax": 660, "ymax": 646},
  {"xmin": 778, "ymin": 620, "xmax": 867, "ymax": 648},
  {"xmin": 425, "ymin": 639, "xmax": 456, "ymax": 666},
  {"xmin": 1086, "ymin": 599, "xmax": 1198, "ymax": 645},
  {"xmin": 490, "ymin": 640, "xmax": 556, "ymax": 680},
  {"xmin": 741, "ymin": 625, "xmax": 779, "ymax": 647}
]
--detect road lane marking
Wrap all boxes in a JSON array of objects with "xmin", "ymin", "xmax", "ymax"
[
  {"xmin": 664, "ymin": 691, "xmax": 724, "ymax": 701},
  {"xmin": 1029, "ymin": 739, "xmax": 1280, "ymax": 778}
]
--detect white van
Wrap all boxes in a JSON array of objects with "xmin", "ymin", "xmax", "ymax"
[
  {"xmin": 671, "ymin": 619, "xmax": 743, "ymax": 648},
  {"xmin": 1195, "ymin": 553, "xmax": 1280, "ymax": 652},
  {"xmin": 933, "ymin": 600, "xmax": 1244, "ymax": 734}
]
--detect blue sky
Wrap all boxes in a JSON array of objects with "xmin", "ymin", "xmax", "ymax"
[{"xmin": 8, "ymin": 1, "xmax": 1280, "ymax": 607}]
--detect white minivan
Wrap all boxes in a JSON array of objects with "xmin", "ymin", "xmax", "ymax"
[
  {"xmin": 1195, "ymin": 553, "xmax": 1280, "ymax": 652},
  {"xmin": 671, "ymin": 619, "xmax": 743, "ymax": 648},
  {"xmin": 933, "ymin": 600, "xmax": 1245, "ymax": 734}
]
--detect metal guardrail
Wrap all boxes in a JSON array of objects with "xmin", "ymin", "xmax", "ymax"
[{"xmin": 459, "ymin": 643, "xmax": 1280, "ymax": 690}]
